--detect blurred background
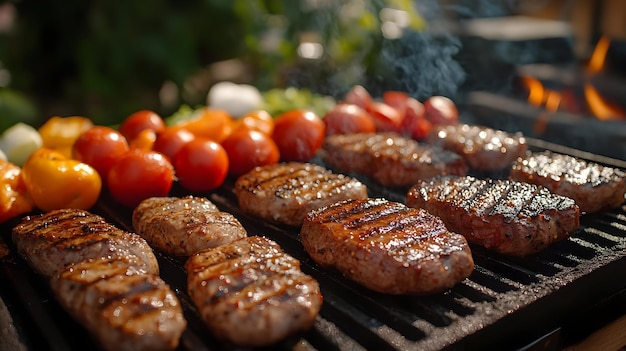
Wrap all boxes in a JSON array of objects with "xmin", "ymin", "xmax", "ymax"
[{"xmin": 0, "ymin": 0, "xmax": 625, "ymax": 139}]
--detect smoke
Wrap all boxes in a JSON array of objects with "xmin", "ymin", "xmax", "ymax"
[{"xmin": 374, "ymin": 30, "xmax": 465, "ymax": 100}]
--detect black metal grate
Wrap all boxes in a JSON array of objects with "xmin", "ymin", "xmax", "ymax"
[{"xmin": 1, "ymin": 137, "xmax": 626, "ymax": 351}]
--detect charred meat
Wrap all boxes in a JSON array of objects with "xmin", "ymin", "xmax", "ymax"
[
  {"xmin": 133, "ymin": 196, "xmax": 247, "ymax": 256},
  {"xmin": 320, "ymin": 132, "xmax": 468, "ymax": 187},
  {"xmin": 51, "ymin": 256, "xmax": 186, "ymax": 351},
  {"xmin": 407, "ymin": 176, "xmax": 580, "ymax": 256},
  {"xmin": 12, "ymin": 209, "xmax": 159, "ymax": 278},
  {"xmin": 185, "ymin": 236, "xmax": 322, "ymax": 347},
  {"xmin": 300, "ymin": 198, "xmax": 474, "ymax": 295},
  {"xmin": 234, "ymin": 162, "xmax": 368, "ymax": 226},
  {"xmin": 509, "ymin": 151, "xmax": 626, "ymax": 213},
  {"xmin": 427, "ymin": 124, "xmax": 527, "ymax": 171}
]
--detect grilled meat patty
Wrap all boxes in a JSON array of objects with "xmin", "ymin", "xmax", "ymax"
[
  {"xmin": 427, "ymin": 124, "xmax": 528, "ymax": 171},
  {"xmin": 234, "ymin": 162, "xmax": 368, "ymax": 226},
  {"xmin": 320, "ymin": 132, "xmax": 468, "ymax": 187},
  {"xmin": 185, "ymin": 236, "xmax": 322, "ymax": 347},
  {"xmin": 133, "ymin": 196, "xmax": 247, "ymax": 256},
  {"xmin": 406, "ymin": 176, "xmax": 580, "ymax": 256},
  {"xmin": 509, "ymin": 151, "xmax": 626, "ymax": 213},
  {"xmin": 12, "ymin": 209, "xmax": 159, "ymax": 278},
  {"xmin": 51, "ymin": 256, "xmax": 186, "ymax": 351},
  {"xmin": 300, "ymin": 198, "xmax": 474, "ymax": 295}
]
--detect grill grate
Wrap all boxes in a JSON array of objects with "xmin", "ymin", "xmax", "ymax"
[{"xmin": 1, "ymin": 138, "xmax": 626, "ymax": 351}]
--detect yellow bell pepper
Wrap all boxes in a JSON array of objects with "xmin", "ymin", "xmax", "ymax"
[
  {"xmin": 38, "ymin": 116, "xmax": 94, "ymax": 158},
  {"xmin": 21, "ymin": 148, "xmax": 102, "ymax": 211},
  {"xmin": 0, "ymin": 160, "xmax": 35, "ymax": 223}
]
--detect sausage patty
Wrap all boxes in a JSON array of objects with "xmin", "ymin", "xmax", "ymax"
[{"xmin": 300, "ymin": 198, "xmax": 474, "ymax": 295}]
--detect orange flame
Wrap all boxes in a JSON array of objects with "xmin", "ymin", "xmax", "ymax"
[
  {"xmin": 584, "ymin": 36, "xmax": 625, "ymax": 120},
  {"xmin": 587, "ymin": 35, "xmax": 610, "ymax": 74},
  {"xmin": 520, "ymin": 75, "xmax": 561, "ymax": 112}
]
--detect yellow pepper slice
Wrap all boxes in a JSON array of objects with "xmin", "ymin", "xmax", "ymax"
[
  {"xmin": 0, "ymin": 160, "xmax": 35, "ymax": 223},
  {"xmin": 21, "ymin": 148, "xmax": 102, "ymax": 211},
  {"xmin": 38, "ymin": 116, "xmax": 94, "ymax": 158}
]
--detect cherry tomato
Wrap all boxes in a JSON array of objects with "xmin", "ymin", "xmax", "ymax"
[
  {"xmin": 343, "ymin": 85, "xmax": 373, "ymax": 112},
  {"xmin": 72, "ymin": 126, "xmax": 130, "ymax": 183},
  {"xmin": 233, "ymin": 110, "xmax": 275, "ymax": 136},
  {"xmin": 107, "ymin": 148, "xmax": 174, "ymax": 207},
  {"xmin": 401, "ymin": 97, "xmax": 431, "ymax": 140},
  {"xmin": 424, "ymin": 96, "xmax": 459, "ymax": 126},
  {"xmin": 323, "ymin": 103, "xmax": 376, "ymax": 136},
  {"xmin": 173, "ymin": 138, "xmax": 229, "ymax": 192},
  {"xmin": 383, "ymin": 91, "xmax": 410, "ymax": 111},
  {"xmin": 369, "ymin": 102, "xmax": 404, "ymax": 132},
  {"xmin": 152, "ymin": 128, "xmax": 195, "ymax": 161},
  {"xmin": 271, "ymin": 109, "xmax": 325, "ymax": 162},
  {"xmin": 118, "ymin": 110, "xmax": 166, "ymax": 142},
  {"xmin": 221, "ymin": 128, "xmax": 280, "ymax": 177}
]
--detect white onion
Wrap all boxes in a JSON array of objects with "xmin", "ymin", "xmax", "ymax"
[
  {"xmin": 207, "ymin": 81, "xmax": 263, "ymax": 118},
  {"xmin": 0, "ymin": 122, "xmax": 43, "ymax": 166}
]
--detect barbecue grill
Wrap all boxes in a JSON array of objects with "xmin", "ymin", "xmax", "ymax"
[{"xmin": 1, "ymin": 136, "xmax": 625, "ymax": 351}]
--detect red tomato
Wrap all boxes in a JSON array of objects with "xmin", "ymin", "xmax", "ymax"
[
  {"xmin": 343, "ymin": 85, "xmax": 373, "ymax": 111},
  {"xmin": 173, "ymin": 138, "xmax": 229, "ymax": 192},
  {"xmin": 401, "ymin": 97, "xmax": 431, "ymax": 140},
  {"xmin": 369, "ymin": 102, "xmax": 404, "ymax": 132},
  {"xmin": 106, "ymin": 148, "xmax": 174, "ymax": 207},
  {"xmin": 383, "ymin": 91, "xmax": 410, "ymax": 111},
  {"xmin": 424, "ymin": 96, "xmax": 459, "ymax": 126},
  {"xmin": 72, "ymin": 126, "xmax": 130, "ymax": 183},
  {"xmin": 119, "ymin": 110, "xmax": 166, "ymax": 142},
  {"xmin": 271, "ymin": 109, "xmax": 325, "ymax": 162},
  {"xmin": 221, "ymin": 128, "xmax": 280, "ymax": 177},
  {"xmin": 323, "ymin": 103, "xmax": 376, "ymax": 136},
  {"xmin": 152, "ymin": 128, "xmax": 195, "ymax": 161}
]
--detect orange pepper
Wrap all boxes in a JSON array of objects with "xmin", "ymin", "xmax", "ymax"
[
  {"xmin": 232, "ymin": 110, "xmax": 275, "ymax": 136},
  {"xmin": 38, "ymin": 116, "xmax": 94, "ymax": 158},
  {"xmin": 170, "ymin": 108, "xmax": 234, "ymax": 143},
  {"xmin": 0, "ymin": 160, "xmax": 35, "ymax": 223},
  {"xmin": 21, "ymin": 148, "xmax": 102, "ymax": 211},
  {"xmin": 129, "ymin": 129, "xmax": 157, "ymax": 150}
]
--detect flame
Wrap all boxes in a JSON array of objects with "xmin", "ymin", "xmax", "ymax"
[
  {"xmin": 587, "ymin": 35, "xmax": 610, "ymax": 74},
  {"xmin": 520, "ymin": 75, "xmax": 560, "ymax": 112},
  {"xmin": 584, "ymin": 36, "xmax": 626, "ymax": 120},
  {"xmin": 584, "ymin": 83, "xmax": 624, "ymax": 121}
]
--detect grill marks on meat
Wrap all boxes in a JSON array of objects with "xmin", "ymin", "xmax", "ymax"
[
  {"xmin": 234, "ymin": 162, "xmax": 368, "ymax": 226},
  {"xmin": 12, "ymin": 209, "xmax": 159, "ymax": 278},
  {"xmin": 11, "ymin": 208, "xmax": 186, "ymax": 350},
  {"xmin": 133, "ymin": 196, "xmax": 247, "ymax": 256},
  {"xmin": 300, "ymin": 198, "xmax": 474, "ymax": 295},
  {"xmin": 427, "ymin": 124, "xmax": 527, "ymax": 171},
  {"xmin": 510, "ymin": 151, "xmax": 626, "ymax": 213},
  {"xmin": 407, "ymin": 176, "xmax": 581, "ymax": 256},
  {"xmin": 321, "ymin": 132, "xmax": 468, "ymax": 187},
  {"xmin": 185, "ymin": 236, "xmax": 322, "ymax": 347},
  {"xmin": 51, "ymin": 256, "xmax": 186, "ymax": 351}
]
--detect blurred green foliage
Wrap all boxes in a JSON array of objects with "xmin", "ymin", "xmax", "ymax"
[{"xmin": 0, "ymin": 0, "xmax": 448, "ymax": 130}]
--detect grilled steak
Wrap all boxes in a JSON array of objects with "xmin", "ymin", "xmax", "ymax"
[
  {"xmin": 509, "ymin": 151, "xmax": 626, "ymax": 213},
  {"xmin": 320, "ymin": 132, "xmax": 468, "ymax": 187},
  {"xmin": 133, "ymin": 196, "xmax": 247, "ymax": 256},
  {"xmin": 300, "ymin": 198, "xmax": 474, "ymax": 295},
  {"xmin": 185, "ymin": 236, "xmax": 322, "ymax": 347},
  {"xmin": 12, "ymin": 209, "xmax": 159, "ymax": 278},
  {"xmin": 50, "ymin": 256, "xmax": 186, "ymax": 351},
  {"xmin": 234, "ymin": 162, "xmax": 368, "ymax": 226},
  {"xmin": 427, "ymin": 124, "xmax": 527, "ymax": 171},
  {"xmin": 406, "ymin": 176, "xmax": 580, "ymax": 256}
]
